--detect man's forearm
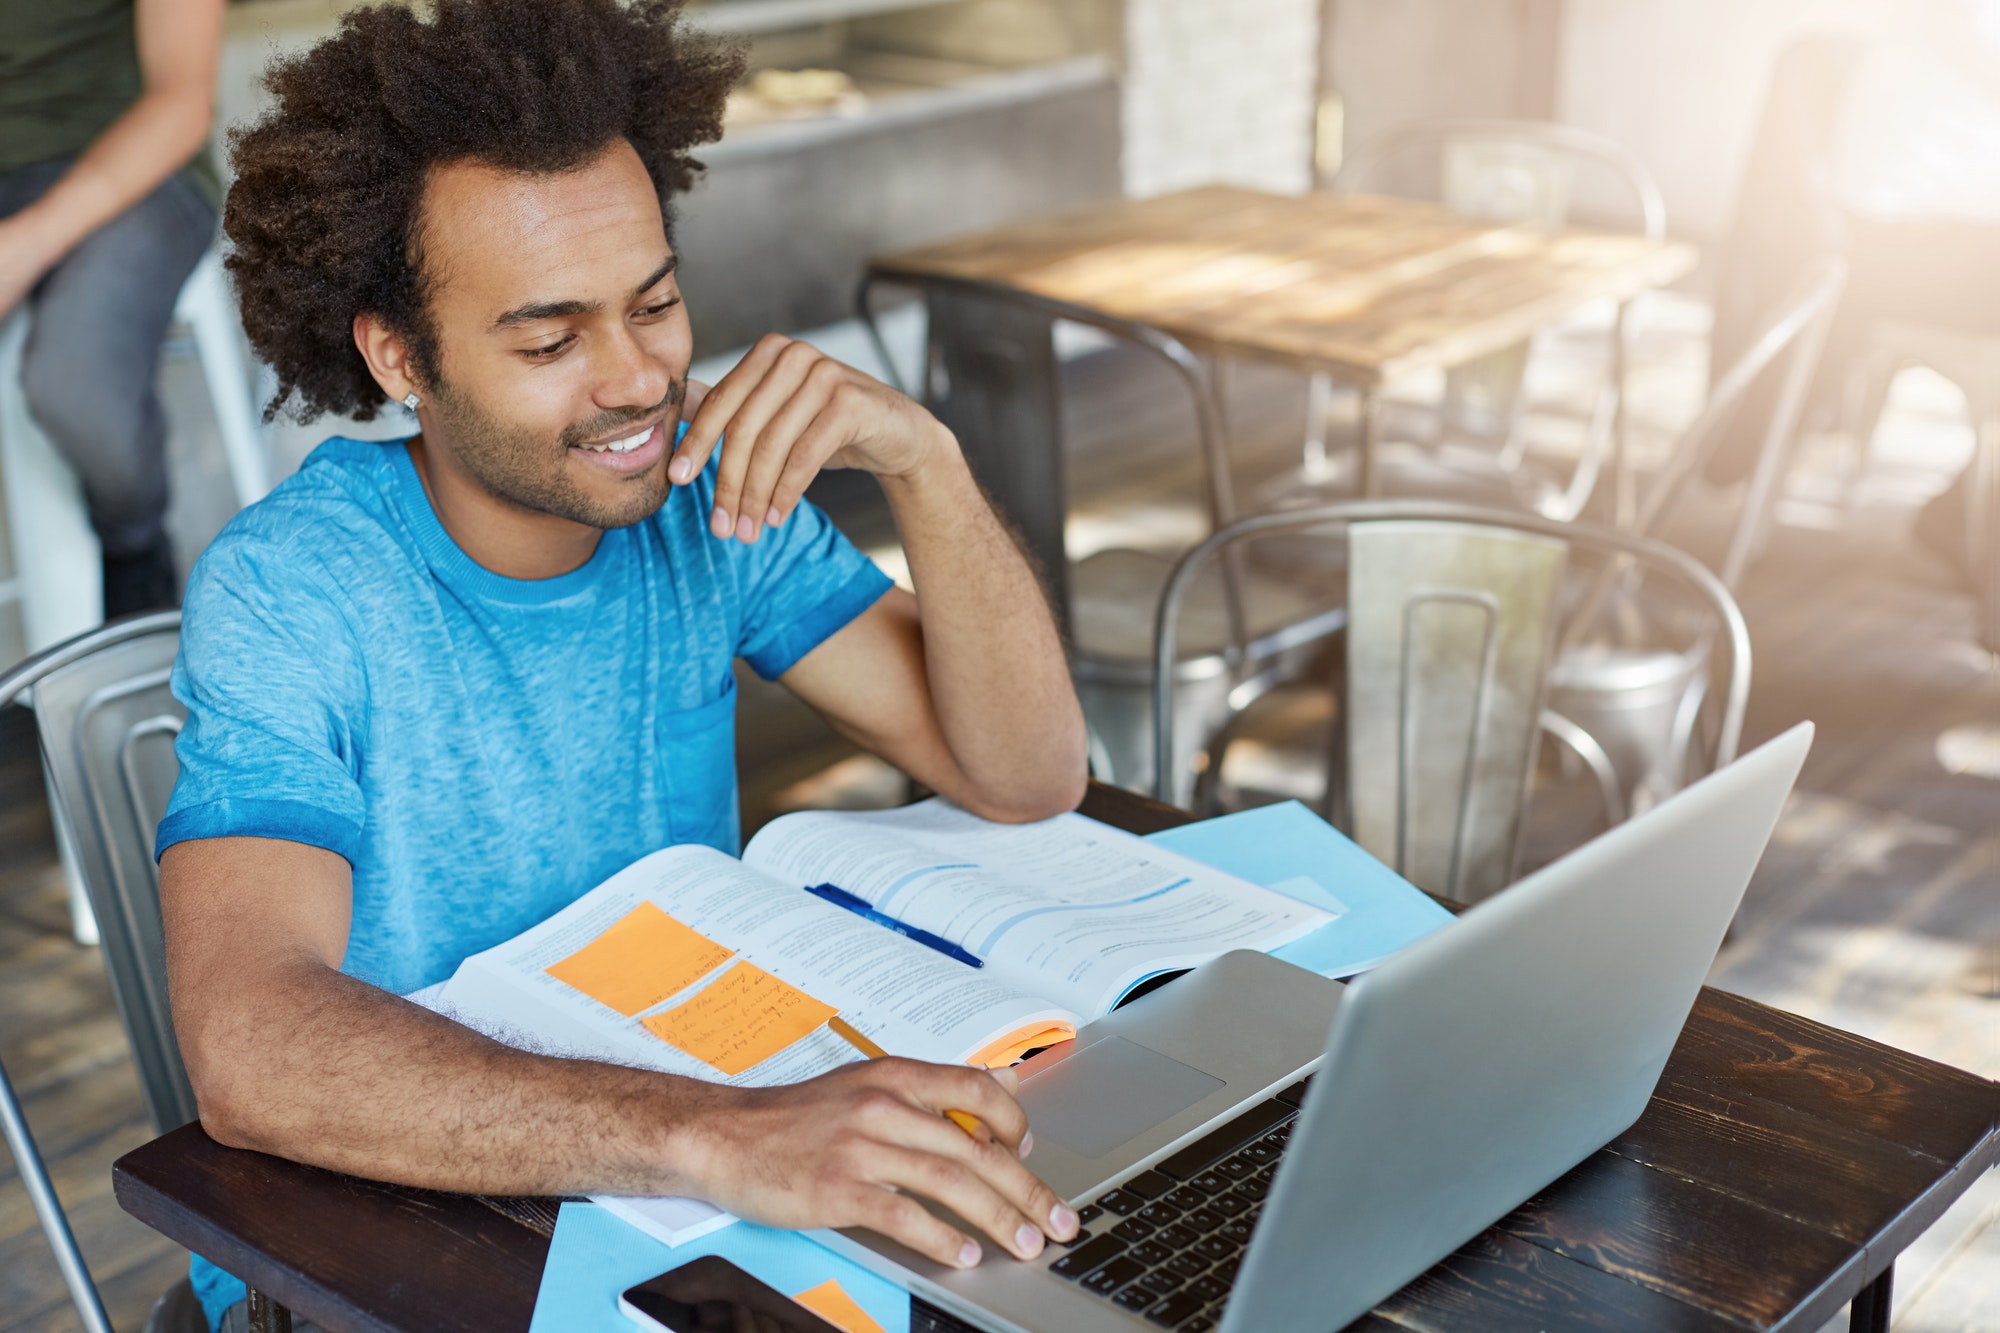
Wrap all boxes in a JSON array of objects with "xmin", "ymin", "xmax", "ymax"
[
  {"xmin": 8, "ymin": 89, "xmax": 214, "ymax": 269},
  {"xmin": 188, "ymin": 958, "xmax": 726, "ymax": 1197},
  {"xmin": 877, "ymin": 434, "xmax": 1088, "ymax": 816},
  {"xmin": 164, "ymin": 837, "xmax": 1074, "ymax": 1268}
]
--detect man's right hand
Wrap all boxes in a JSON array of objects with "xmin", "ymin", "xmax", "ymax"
[{"xmin": 674, "ymin": 1057, "xmax": 1079, "ymax": 1268}]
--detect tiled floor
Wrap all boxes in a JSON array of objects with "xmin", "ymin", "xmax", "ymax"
[{"xmin": 1, "ymin": 291, "xmax": 1993, "ymax": 1330}]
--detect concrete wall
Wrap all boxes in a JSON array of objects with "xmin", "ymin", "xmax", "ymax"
[
  {"xmin": 1122, "ymin": 0, "xmax": 1322, "ymax": 196},
  {"xmin": 1320, "ymin": 0, "xmax": 1560, "ymax": 176}
]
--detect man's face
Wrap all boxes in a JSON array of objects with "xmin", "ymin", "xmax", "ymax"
[{"xmin": 413, "ymin": 139, "xmax": 691, "ymax": 530}]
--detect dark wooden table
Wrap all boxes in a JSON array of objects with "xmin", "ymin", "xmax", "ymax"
[{"xmin": 115, "ymin": 783, "xmax": 1999, "ymax": 1333}]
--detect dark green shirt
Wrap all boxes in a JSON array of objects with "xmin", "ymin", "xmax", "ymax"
[{"xmin": 0, "ymin": 0, "xmax": 221, "ymax": 205}]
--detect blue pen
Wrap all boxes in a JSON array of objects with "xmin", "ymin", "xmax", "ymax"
[{"xmin": 802, "ymin": 882, "xmax": 984, "ymax": 968}]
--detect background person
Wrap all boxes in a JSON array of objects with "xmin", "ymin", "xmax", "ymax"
[{"xmin": 0, "ymin": 0, "xmax": 224, "ymax": 617}]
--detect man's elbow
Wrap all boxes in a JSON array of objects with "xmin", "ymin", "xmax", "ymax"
[
  {"xmin": 178, "ymin": 1017, "xmax": 292, "ymax": 1154},
  {"xmin": 958, "ymin": 758, "xmax": 1089, "ymax": 825},
  {"xmin": 196, "ymin": 1102, "xmax": 261, "ymax": 1154},
  {"xmin": 184, "ymin": 1050, "xmax": 259, "ymax": 1151}
]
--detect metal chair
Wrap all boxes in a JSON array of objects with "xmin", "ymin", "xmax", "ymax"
[
  {"xmin": 1280, "ymin": 118, "xmax": 1669, "ymax": 521},
  {"xmin": 0, "ymin": 613, "xmax": 261, "ymax": 1333},
  {"xmin": 1152, "ymin": 502, "xmax": 1750, "ymax": 905},
  {"xmin": 1627, "ymin": 260, "xmax": 1849, "ymax": 587},
  {"xmin": 1526, "ymin": 260, "xmax": 1843, "ymax": 817},
  {"xmin": 1264, "ymin": 258, "xmax": 1839, "ymax": 823},
  {"xmin": 858, "ymin": 273, "xmax": 1346, "ymax": 801}
]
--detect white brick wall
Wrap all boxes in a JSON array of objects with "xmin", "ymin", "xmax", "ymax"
[{"xmin": 1122, "ymin": 0, "xmax": 1322, "ymax": 197}]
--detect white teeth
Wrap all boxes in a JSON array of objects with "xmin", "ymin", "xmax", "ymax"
[{"xmin": 584, "ymin": 427, "xmax": 651, "ymax": 454}]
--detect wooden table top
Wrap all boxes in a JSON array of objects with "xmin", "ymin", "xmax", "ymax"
[
  {"xmin": 114, "ymin": 783, "xmax": 1998, "ymax": 1333},
  {"xmin": 870, "ymin": 186, "xmax": 1698, "ymax": 380}
]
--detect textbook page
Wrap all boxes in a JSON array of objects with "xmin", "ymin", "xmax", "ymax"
[
  {"xmin": 431, "ymin": 844, "xmax": 1078, "ymax": 1247},
  {"xmin": 742, "ymin": 801, "xmax": 1333, "ymax": 1018},
  {"xmin": 436, "ymin": 843, "xmax": 1077, "ymax": 1081}
]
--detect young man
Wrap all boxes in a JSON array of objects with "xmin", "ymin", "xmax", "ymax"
[
  {"xmin": 0, "ymin": 0, "xmax": 225, "ymax": 615},
  {"xmin": 156, "ymin": 1, "xmax": 1088, "ymax": 1326}
]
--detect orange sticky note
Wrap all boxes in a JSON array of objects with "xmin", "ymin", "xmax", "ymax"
[
  {"xmin": 642, "ymin": 961, "xmax": 838, "ymax": 1077},
  {"xmin": 544, "ymin": 902, "xmax": 733, "ymax": 1017},
  {"xmin": 791, "ymin": 1279, "xmax": 887, "ymax": 1333}
]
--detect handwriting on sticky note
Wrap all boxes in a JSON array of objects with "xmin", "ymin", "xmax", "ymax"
[
  {"xmin": 642, "ymin": 961, "xmax": 838, "ymax": 1076},
  {"xmin": 545, "ymin": 902, "xmax": 734, "ymax": 1017},
  {"xmin": 790, "ymin": 1279, "xmax": 888, "ymax": 1333}
]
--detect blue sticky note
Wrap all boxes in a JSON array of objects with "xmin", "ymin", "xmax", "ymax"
[
  {"xmin": 531, "ymin": 1201, "xmax": 909, "ymax": 1333},
  {"xmin": 1146, "ymin": 800, "xmax": 1453, "ymax": 977}
]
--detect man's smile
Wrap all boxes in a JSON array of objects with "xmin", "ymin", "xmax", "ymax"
[
  {"xmin": 582, "ymin": 425, "xmax": 652, "ymax": 454},
  {"xmin": 569, "ymin": 418, "xmax": 668, "ymax": 475}
]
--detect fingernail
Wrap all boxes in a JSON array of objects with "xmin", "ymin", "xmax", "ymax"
[
  {"xmin": 1017, "ymin": 1130, "xmax": 1034, "ymax": 1158},
  {"xmin": 765, "ymin": 504, "xmax": 783, "ymax": 527},
  {"xmin": 736, "ymin": 514, "xmax": 758, "ymax": 542},
  {"xmin": 1014, "ymin": 1223, "xmax": 1044, "ymax": 1257},
  {"xmin": 957, "ymin": 1240, "xmax": 982, "ymax": 1268},
  {"xmin": 669, "ymin": 456, "xmax": 693, "ymax": 483},
  {"xmin": 710, "ymin": 506, "xmax": 730, "ymax": 538},
  {"xmin": 1050, "ymin": 1203, "xmax": 1078, "ymax": 1237}
]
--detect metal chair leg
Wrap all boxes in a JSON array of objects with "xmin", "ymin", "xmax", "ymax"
[
  {"xmin": 0, "ymin": 1058, "xmax": 116, "ymax": 1333},
  {"xmin": 1539, "ymin": 709, "xmax": 1627, "ymax": 828},
  {"xmin": 247, "ymin": 1287, "xmax": 294, "ymax": 1333}
]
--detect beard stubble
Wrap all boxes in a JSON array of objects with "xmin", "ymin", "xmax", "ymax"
[{"xmin": 423, "ymin": 375, "xmax": 686, "ymax": 530}]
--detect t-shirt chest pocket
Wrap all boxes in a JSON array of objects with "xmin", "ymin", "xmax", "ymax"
[{"xmin": 655, "ymin": 671, "xmax": 740, "ymax": 853}]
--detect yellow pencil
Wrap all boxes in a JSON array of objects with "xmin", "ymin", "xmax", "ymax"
[{"xmin": 827, "ymin": 1015, "xmax": 986, "ymax": 1140}]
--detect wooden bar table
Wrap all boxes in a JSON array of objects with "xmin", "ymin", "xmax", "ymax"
[
  {"xmin": 864, "ymin": 188, "xmax": 1696, "ymax": 625},
  {"xmin": 116, "ymin": 783, "xmax": 1996, "ymax": 1333}
]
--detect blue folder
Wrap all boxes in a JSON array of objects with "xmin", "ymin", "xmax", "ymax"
[
  {"xmin": 1145, "ymin": 799, "xmax": 1453, "ymax": 977},
  {"xmin": 530, "ymin": 1201, "xmax": 909, "ymax": 1332}
]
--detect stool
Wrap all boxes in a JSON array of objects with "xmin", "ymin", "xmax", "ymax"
[{"xmin": 0, "ymin": 245, "xmax": 271, "ymax": 942}]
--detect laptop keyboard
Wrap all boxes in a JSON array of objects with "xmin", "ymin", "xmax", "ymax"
[{"xmin": 1040, "ymin": 1078, "xmax": 1311, "ymax": 1330}]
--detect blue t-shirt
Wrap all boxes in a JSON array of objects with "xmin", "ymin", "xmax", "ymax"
[{"xmin": 160, "ymin": 431, "xmax": 891, "ymax": 1326}]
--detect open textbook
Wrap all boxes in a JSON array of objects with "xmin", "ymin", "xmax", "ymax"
[{"xmin": 418, "ymin": 799, "xmax": 1331, "ymax": 1247}]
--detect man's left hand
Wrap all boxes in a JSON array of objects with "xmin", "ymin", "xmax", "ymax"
[{"xmin": 669, "ymin": 333, "xmax": 954, "ymax": 543}]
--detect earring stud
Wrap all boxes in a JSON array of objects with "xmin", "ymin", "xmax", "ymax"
[{"xmin": 402, "ymin": 392, "xmax": 421, "ymax": 410}]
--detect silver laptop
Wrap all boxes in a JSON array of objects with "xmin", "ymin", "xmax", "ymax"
[{"xmin": 819, "ymin": 722, "xmax": 1812, "ymax": 1333}]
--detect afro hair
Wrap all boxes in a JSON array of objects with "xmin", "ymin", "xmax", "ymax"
[{"xmin": 224, "ymin": 0, "xmax": 742, "ymax": 421}]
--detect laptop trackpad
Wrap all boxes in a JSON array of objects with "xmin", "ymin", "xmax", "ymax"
[{"xmin": 1019, "ymin": 1036, "xmax": 1224, "ymax": 1160}]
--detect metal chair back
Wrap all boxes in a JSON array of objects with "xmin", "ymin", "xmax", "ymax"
[
  {"xmin": 1154, "ymin": 503, "xmax": 1750, "ymax": 904},
  {"xmin": 1345, "ymin": 519, "xmax": 1566, "ymax": 900},
  {"xmin": 0, "ymin": 612, "xmax": 193, "ymax": 1132},
  {"xmin": 861, "ymin": 271, "xmax": 1349, "ymax": 800},
  {"xmin": 859, "ymin": 272, "xmax": 1241, "ymax": 637},
  {"xmin": 1516, "ymin": 261, "xmax": 1842, "ymax": 818},
  {"xmin": 1629, "ymin": 258, "xmax": 1849, "ymax": 587},
  {"xmin": 1319, "ymin": 118, "xmax": 1668, "ymax": 508},
  {"xmin": 1334, "ymin": 117, "xmax": 1666, "ymax": 239}
]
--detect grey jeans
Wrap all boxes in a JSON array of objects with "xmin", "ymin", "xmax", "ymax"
[{"xmin": 0, "ymin": 158, "xmax": 216, "ymax": 554}]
